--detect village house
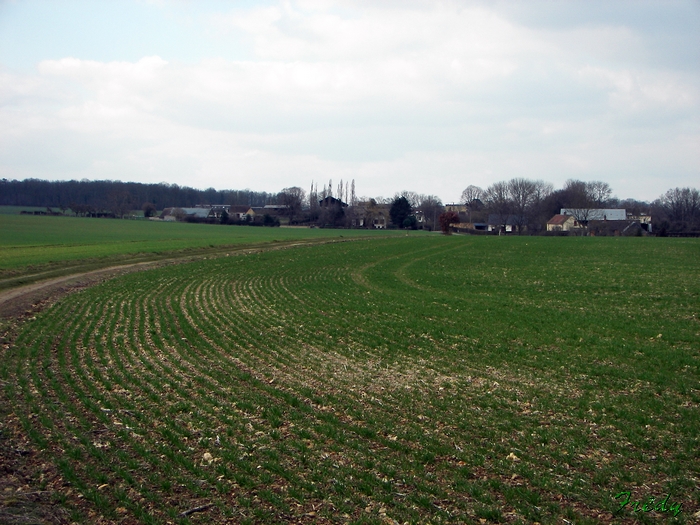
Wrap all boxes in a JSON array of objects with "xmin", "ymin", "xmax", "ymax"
[
  {"xmin": 547, "ymin": 208, "xmax": 652, "ymax": 235},
  {"xmin": 160, "ymin": 204, "xmax": 253, "ymax": 222},
  {"xmin": 318, "ymin": 196, "xmax": 347, "ymax": 208},
  {"xmin": 487, "ymin": 214, "xmax": 526, "ymax": 233},
  {"xmin": 628, "ymin": 213, "xmax": 653, "ymax": 233},
  {"xmin": 371, "ymin": 210, "xmax": 387, "ymax": 229},
  {"xmin": 227, "ymin": 205, "xmax": 254, "ymax": 222},
  {"xmin": 547, "ymin": 214, "xmax": 576, "ymax": 232},
  {"xmin": 588, "ymin": 220, "xmax": 644, "ymax": 236}
]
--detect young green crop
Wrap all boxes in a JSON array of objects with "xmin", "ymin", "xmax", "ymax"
[
  {"xmin": 0, "ymin": 213, "xmax": 407, "ymax": 270},
  {"xmin": 2, "ymin": 236, "xmax": 699, "ymax": 524}
]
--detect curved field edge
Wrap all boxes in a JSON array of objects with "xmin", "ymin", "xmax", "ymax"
[
  {"xmin": 0, "ymin": 214, "xmax": 411, "ymax": 281},
  {"xmin": 0, "ymin": 235, "xmax": 370, "ymax": 296},
  {"xmin": 1, "ymin": 236, "xmax": 699, "ymax": 524}
]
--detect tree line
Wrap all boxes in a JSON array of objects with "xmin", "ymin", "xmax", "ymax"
[
  {"xmin": 1, "ymin": 177, "xmax": 698, "ymax": 233},
  {"xmin": 459, "ymin": 179, "xmax": 699, "ymax": 234},
  {"xmin": 0, "ymin": 178, "xmax": 276, "ymax": 217}
]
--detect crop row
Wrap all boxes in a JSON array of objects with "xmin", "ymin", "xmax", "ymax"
[{"xmin": 2, "ymin": 236, "xmax": 699, "ymax": 524}]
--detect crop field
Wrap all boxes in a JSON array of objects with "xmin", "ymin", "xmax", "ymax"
[
  {"xmin": 0, "ymin": 214, "xmax": 403, "ymax": 272},
  {"xmin": 1, "ymin": 236, "xmax": 699, "ymax": 524}
]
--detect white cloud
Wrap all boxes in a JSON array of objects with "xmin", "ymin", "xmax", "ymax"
[
  {"xmin": 577, "ymin": 65, "xmax": 698, "ymax": 113},
  {"xmin": 0, "ymin": 1, "xmax": 698, "ymax": 202}
]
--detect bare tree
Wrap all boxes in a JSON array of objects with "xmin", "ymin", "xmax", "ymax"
[
  {"xmin": 563, "ymin": 179, "xmax": 591, "ymax": 208},
  {"xmin": 419, "ymin": 195, "xmax": 444, "ymax": 230},
  {"xmin": 529, "ymin": 180, "xmax": 554, "ymax": 232},
  {"xmin": 658, "ymin": 187, "xmax": 700, "ymax": 226},
  {"xmin": 532, "ymin": 180, "xmax": 554, "ymax": 204},
  {"xmin": 461, "ymin": 185, "xmax": 484, "ymax": 206},
  {"xmin": 588, "ymin": 181, "xmax": 612, "ymax": 207},
  {"xmin": 561, "ymin": 179, "xmax": 596, "ymax": 231},
  {"xmin": 374, "ymin": 196, "xmax": 393, "ymax": 205},
  {"xmin": 618, "ymin": 198, "xmax": 650, "ymax": 217},
  {"xmin": 507, "ymin": 178, "xmax": 536, "ymax": 234},
  {"xmin": 337, "ymin": 179, "xmax": 344, "ymax": 203},
  {"xmin": 484, "ymin": 181, "xmax": 511, "ymax": 233},
  {"xmin": 107, "ymin": 190, "xmax": 133, "ymax": 218},
  {"xmin": 278, "ymin": 186, "xmax": 306, "ymax": 221},
  {"xmin": 307, "ymin": 182, "xmax": 320, "ymax": 222},
  {"xmin": 397, "ymin": 190, "xmax": 421, "ymax": 209},
  {"xmin": 461, "ymin": 185, "xmax": 484, "ymax": 223}
]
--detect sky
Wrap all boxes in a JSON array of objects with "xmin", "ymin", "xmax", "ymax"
[{"xmin": 0, "ymin": 0, "xmax": 698, "ymax": 204}]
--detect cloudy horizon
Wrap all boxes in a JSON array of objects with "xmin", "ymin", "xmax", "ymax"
[{"xmin": 1, "ymin": 0, "xmax": 698, "ymax": 204}]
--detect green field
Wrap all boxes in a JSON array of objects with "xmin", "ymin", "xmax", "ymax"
[
  {"xmin": 0, "ymin": 215, "xmax": 406, "ymax": 285},
  {"xmin": 0, "ymin": 214, "xmax": 406, "ymax": 270},
  {"xmin": 2, "ymin": 236, "xmax": 698, "ymax": 524}
]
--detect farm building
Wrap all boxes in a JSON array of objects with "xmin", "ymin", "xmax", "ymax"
[
  {"xmin": 161, "ymin": 207, "xmax": 212, "ymax": 221},
  {"xmin": 228, "ymin": 205, "xmax": 254, "ymax": 221},
  {"xmin": 547, "ymin": 208, "xmax": 652, "ymax": 235},
  {"xmin": 587, "ymin": 220, "xmax": 645, "ymax": 236},
  {"xmin": 629, "ymin": 214, "xmax": 653, "ymax": 232},
  {"xmin": 319, "ymin": 196, "xmax": 348, "ymax": 208},
  {"xmin": 547, "ymin": 214, "xmax": 576, "ymax": 232},
  {"xmin": 160, "ymin": 205, "xmax": 255, "ymax": 222},
  {"xmin": 487, "ymin": 214, "xmax": 526, "ymax": 233},
  {"xmin": 560, "ymin": 208, "xmax": 627, "ymax": 221},
  {"xmin": 350, "ymin": 201, "xmax": 389, "ymax": 229}
]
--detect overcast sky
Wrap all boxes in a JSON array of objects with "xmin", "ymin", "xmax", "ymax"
[{"xmin": 1, "ymin": 0, "xmax": 698, "ymax": 203}]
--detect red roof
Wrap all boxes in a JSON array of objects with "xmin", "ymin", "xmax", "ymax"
[{"xmin": 547, "ymin": 214, "xmax": 571, "ymax": 225}]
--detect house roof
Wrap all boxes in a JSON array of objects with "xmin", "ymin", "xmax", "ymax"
[
  {"xmin": 589, "ymin": 220, "xmax": 639, "ymax": 229},
  {"xmin": 319, "ymin": 196, "xmax": 348, "ymax": 207},
  {"xmin": 179, "ymin": 207, "xmax": 211, "ymax": 218},
  {"xmin": 547, "ymin": 214, "xmax": 572, "ymax": 225},
  {"xmin": 250, "ymin": 206, "xmax": 285, "ymax": 216},
  {"xmin": 161, "ymin": 207, "xmax": 205, "ymax": 217},
  {"xmin": 561, "ymin": 208, "xmax": 626, "ymax": 221},
  {"xmin": 487, "ymin": 214, "xmax": 524, "ymax": 226}
]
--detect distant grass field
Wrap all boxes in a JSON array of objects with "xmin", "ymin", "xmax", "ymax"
[
  {"xmin": 0, "ymin": 214, "xmax": 405, "ymax": 273},
  {"xmin": 0, "ymin": 206, "xmax": 68, "ymax": 215},
  {"xmin": 2, "ymin": 235, "xmax": 698, "ymax": 524}
]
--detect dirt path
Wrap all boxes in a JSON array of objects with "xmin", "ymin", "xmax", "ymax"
[
  {"xmin": 0, "ymin": 237, "xmax": 352, "ymax": 321},
  {"xmin": 0, "ymin": 260, "xmax": 167, "ymax": 319}
]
